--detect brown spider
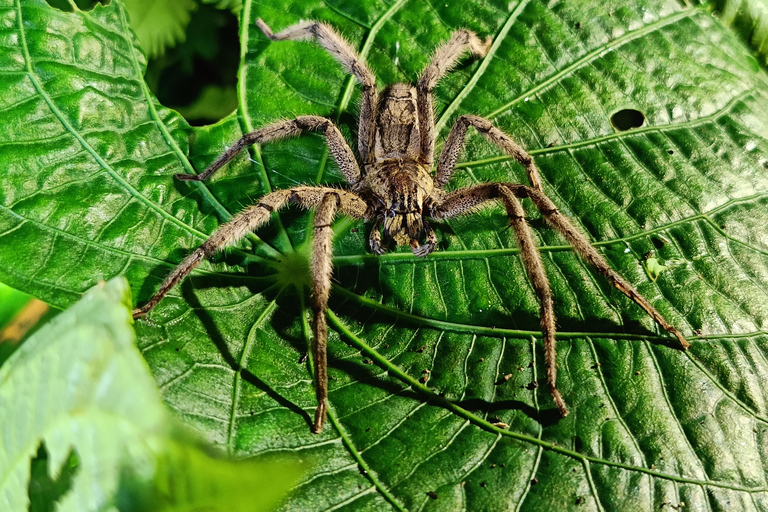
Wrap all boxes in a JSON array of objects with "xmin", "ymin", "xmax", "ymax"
[{"xmin": 133, "ymin": 19, "xmax": 690, "ymax": 433}]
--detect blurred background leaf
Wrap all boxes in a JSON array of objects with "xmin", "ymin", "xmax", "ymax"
[{"xmin": 0, "ymin": 278, "xmax": 302, "ymax": 512}]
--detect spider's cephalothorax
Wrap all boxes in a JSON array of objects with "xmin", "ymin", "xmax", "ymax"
[
  {"xmin": 133, "ymin": 19, "xmax": 690, "ymax": 434},
  {"xmin": 359, "ymin": 84, "xmax": 438, "ymax": 255}
]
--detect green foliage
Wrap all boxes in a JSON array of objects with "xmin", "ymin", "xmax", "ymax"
[
  {"xmin": 142, "ymin": 1, "xmax": 240, "ymax": 125},
  {"xmin": 2, "ymin": 0, "xmax": 768, "ymax": 509},
  {"xmin": 123, "ymin": 0, "xmax": 197, "ymax": 59},
  {"xmin": 715, "ymin": 0, "xmax": 768, "ymax": 64},
  {"xmin": 0, "ymin": 278, "xmax": 301, "ymax": 511},
  {"xmin": 0, "ymin": 282, "xmax": 32, "ymax": 329}
]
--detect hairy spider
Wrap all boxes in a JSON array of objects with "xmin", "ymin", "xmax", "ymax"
[{"xmin": 133, "ymin": 19, "xmax": 690, "ymax": 433}]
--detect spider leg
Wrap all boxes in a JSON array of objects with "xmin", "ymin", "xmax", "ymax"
[
  {"xmin": 433, "ymin": 183, "xmax": 567, "ymax": 415},
  {"xmin": 256, "ymin": 19, "xmax": 378, "ymax": 166},
  {"xmin": 522, "ymin": 186, "xmax": 691, "ymax": 350},
  {"xmin": 133, "ymin": 186, "xmax": 369, "ymax": 319},
  {"xmin": 433, "ymin": 182, "xmax": 690, "ymax": 413},
  {"xmin": 133, "ymin": 186, "xmax": 369, "ymax": 433},
  {"xmin": 500, "ymin": 188, "xmax": 567, "ymax": 416},
  {"xmin": 310, "ymin": 193, "xmax": 341, "ymax": 433},
  {"xmin": 417, "ymin": 31, "xmax": 491, "ymax": 165},
  {"xmin": 177, "ymin": 116, "xmax": 361, "ymax": 186},
  {"xmin": 434, "ymin": 183, "xmax": 689, "ymax": 350},
  {"xmin": 435, "ymin": 115, "xmax": 544, "ymax": 191}
]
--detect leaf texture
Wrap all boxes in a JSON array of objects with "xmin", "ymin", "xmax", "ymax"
[{"xmin": 2, "ymin": 0, "xmax": 768, "ymax": 509}]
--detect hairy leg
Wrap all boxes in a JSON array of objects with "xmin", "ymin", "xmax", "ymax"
[
  {"xmin": 433, "ymin": 183, "xmax": 566, "ymax": 413},
  {"xmin": 497, "ymin": 186, "xmax": 567, "ymax": 416},
  {"xmin": 522, "ymin": 186, "xmax": 690, "ymax": 350},
  {"xmin": 133, "ymin": 187, "xmax": 369, "ymax": 319},
  {"xmin": 176, "ymin": 116, "xmax": 361, "ymax": 186},
  {"xmin": 417, "ymin": 31, "xmax": 491, "ymax": 165},
  {"xmin": 434, "ymin": 115, "xmax": 544, "ymax": 190},
  {"xmin": 434, "ymin": 183, "xmax": 689, "ymax": 349},
  {"xmin": 257, "ymin": 19, "xmax": 379, "ymax": 166},
  {"xmin": 432, "ymin": 182, "xmax": 690, "ymax": 412},
  {"xmin": 310, "ymin": 193, "xmax": 341, "ymax": 433}
]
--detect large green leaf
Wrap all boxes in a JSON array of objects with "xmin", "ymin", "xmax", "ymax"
[{"xmin": 2, "ymin": 0, "xmax": 768, "ymax": 509}]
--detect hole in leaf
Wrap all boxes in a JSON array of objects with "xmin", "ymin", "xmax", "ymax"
[
  {"xmin": 667, "ymin": 149, "xmax": 674, "ymax": 155},
  {"xmin": 610, "ymin": 109, "xmax": 645, "ymax": 131},
  {"xmin": 28, "ymin": 443, "xmax": 79, "ymax": 512}
]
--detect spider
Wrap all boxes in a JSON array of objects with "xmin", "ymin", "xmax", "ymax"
[{"xmin": 133, "ymin": 19, "xmax": 690, "ymax": 434}]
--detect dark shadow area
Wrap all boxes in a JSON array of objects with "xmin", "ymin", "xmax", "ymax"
[
  {"xmin": 28, "ymin": 443, "xmax": 79, "ymax": 512},
  {"xmin": 330, "ymin": 355, "xmax": 562, "ymax": 426},
  {"xmin": 146, "ymin": 3, "xmax": 240, "ymax": 126},
  {"xmin": 180, "ymin": 278, "xmax": 315, "ymax": 429},
  {"xmin": 455, "ymin": 397, "xmax": 563, "ymax": 427},
  {"xmin": 610, "ymin": 109, "xmax": 645, "ymax": 131},
  {"xmin": 44, "ymin": 0, "xmax": 108, "ymax": 12},
  {"xmin": 331, "ymin": 260, "xmax": 679, "ymax": 349}
]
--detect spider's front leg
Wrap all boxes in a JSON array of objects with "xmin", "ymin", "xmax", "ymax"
[
  {"xmin": 417, "ymin": 31, "xmax": 492, "ymax": 165},
  {"xmin": 132, "ymin": 187, "xmax": 370, "ymax": 434},
  {"xmin": 256, "ymin": 19, "xmax": 379, "ymax": 166}
]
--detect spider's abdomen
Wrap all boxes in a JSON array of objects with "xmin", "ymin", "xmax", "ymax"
[{"xmin": 374, "ymin": 84, "xmax": 421, "ymax": 160}]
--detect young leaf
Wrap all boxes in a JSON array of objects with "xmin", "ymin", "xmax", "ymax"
[
  {"xmin": 2, "ymin": 0, "xmax": 768, "ymax": 510},
  {"xmin": 124, "ymin": 0, "xmax": 196, "ymax": 58}
]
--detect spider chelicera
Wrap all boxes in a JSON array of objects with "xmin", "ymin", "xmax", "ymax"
[{"xmin": 134, "ymin": 19, "xmax": 690, "ymax": 433}]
